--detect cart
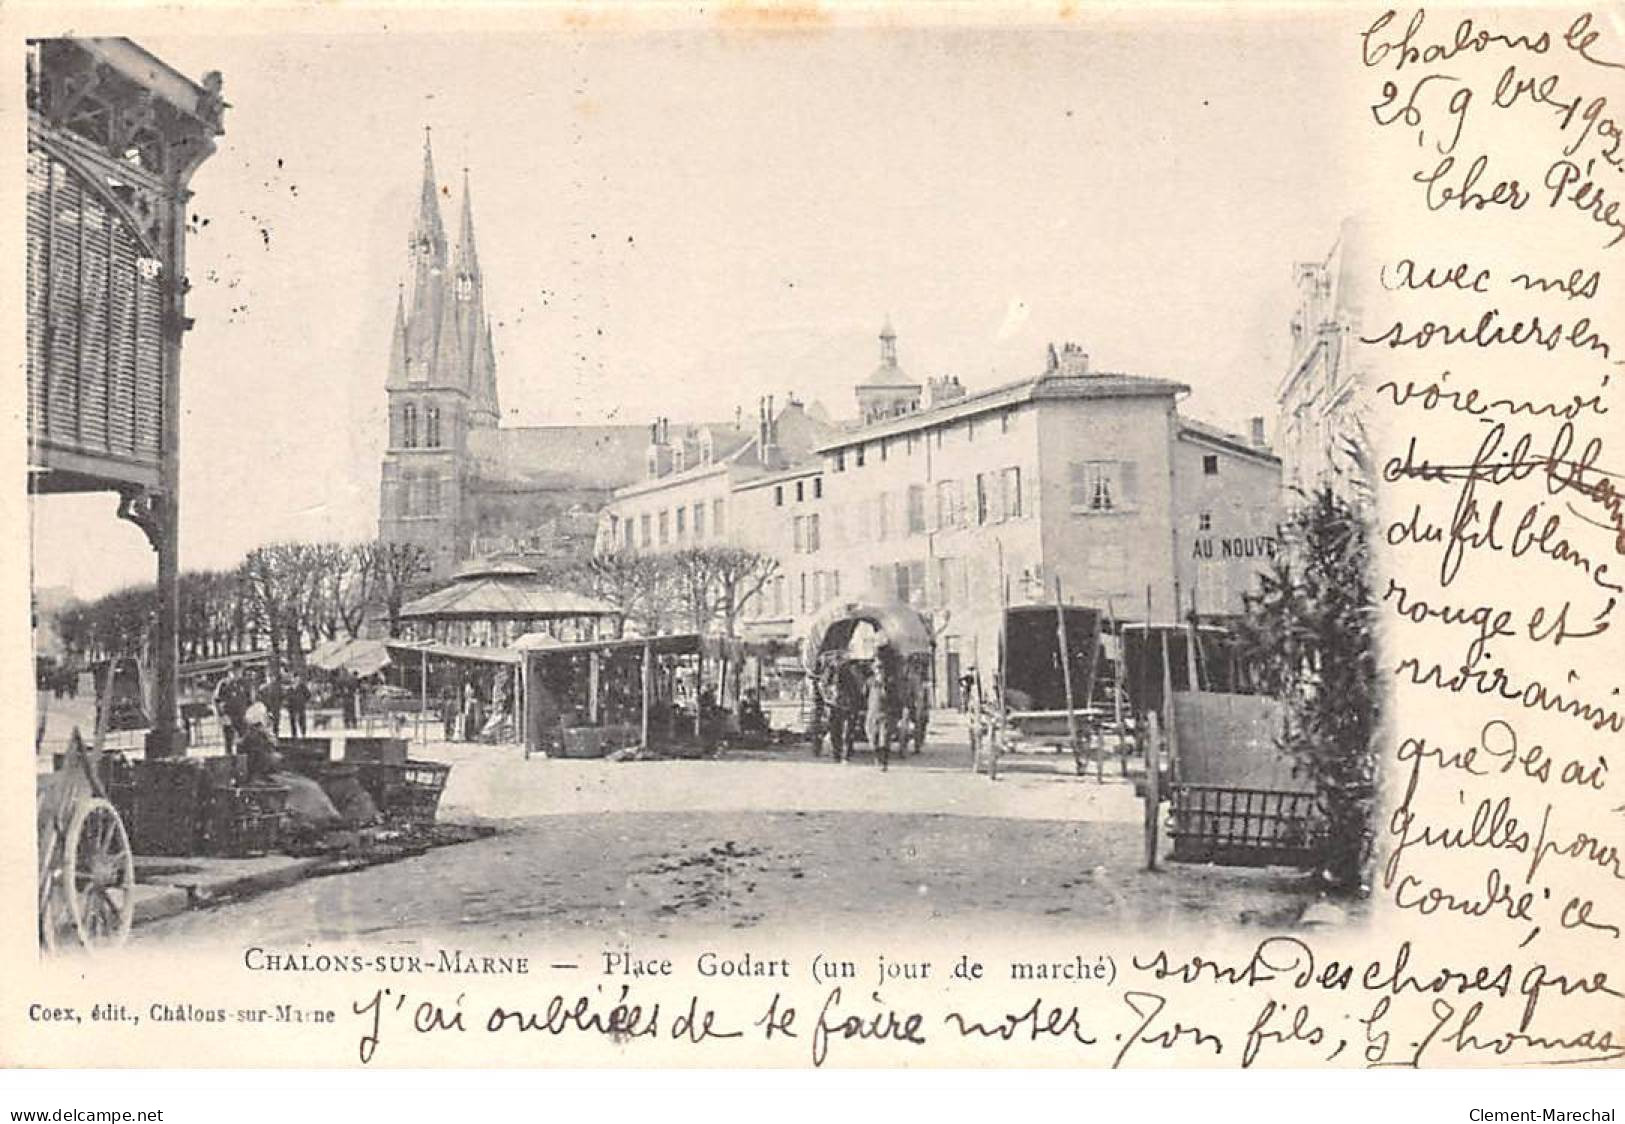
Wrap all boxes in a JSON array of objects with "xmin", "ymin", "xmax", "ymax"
[
  {"xmin": 802, "ymin": 600, "xmax": 934, "ymax": 762},
  {"xmin": 36, "ymin": 674, "xmax": 136, "ymax": 952}
]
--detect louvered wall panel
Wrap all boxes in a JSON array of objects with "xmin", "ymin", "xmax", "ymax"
[
  {"xmin": 46, "ymin": 164, "xmax": 81, "ymax": 442},
  {"xmin": 78, "ymin": 191, "xmax": 111, "ymax": 451},
  {"xmin": 133, "ymin": 264, "xmax": 164, "ymax": 459},
  {"xmin": 27, "ymin": 141, "xmax": 168, "ymax": 471},
  {"xmin": 25, "ymin": 149, "xmax": 50, "ymax": 441},
  {"xmin": 107, "ymin": 232, "xmax": 139, "ymax": 455}
]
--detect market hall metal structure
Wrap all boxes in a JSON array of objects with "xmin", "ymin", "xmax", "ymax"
[{"xmin": 26, "ymin": 38, "xmax": 225, "ymax": 756}]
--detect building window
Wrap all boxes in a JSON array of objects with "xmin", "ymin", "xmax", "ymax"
[
  {"xmin": 1002, "ymin": 466, "xmax": 1023, "ymax": 519},
  {"xmin": 896, "ymin": 560, "xmax": 927, "ymax": 606},
  {"xmin": 855, "ymin": 443, "xmax": 866, "ymax": 468},
  {"xmin": 814, "ymin": 477, "xmax": 823, "ymax": 500},
  {"xmin": 658, "ymin": 510, "xmax": 670, "ymax": 545},
  {"xmin": 967, "ymin": 418, "xmax": 976, "ymax": 442},
  {"xmin": 799, "ymin": 573, "xmax": 808, "ymax": 614},
  {"xmin": 693, "ymin": 502, "xmax": 705, "ymax": 539},
  {"xmin": 835, "ymin": 451, "xmax": 846, "ymax": 472},
  {"xmin": 713, "ymin": 499, "xmax": 725, "ymax": 536},
  {"xmin": 676, "ymin": 506, "xmax": 687, "ymax": 537},
  {"xmin": 830, "ymin": 570, "xmax": 840, "ymax": 597},
  {"xmin": 935, "ymin": 428, "xmax": 944, "ymax": 449},
  {"xmin": 423, "ymin": 475, "xmax": 441, "ymax": 515},
  {"xmin": 793, "ymin": 515, "xmax": 806, "ymax": 553},
  {"xmin": 807, "ymin": 513, "xmax": 821, "ymax": 553},
  {"xmin": 906, "ymin": 484, "xmax": 926, "ymax": 534},
  {"xmin": 795, "ymin": 480, "xmax": 804, "ymax": 503},
  {"xmin": 640, "ymin": 514, "xmax": 651, "ymax": 547},
  {"xmin": 402, "ymin": 403, "xmax": 418, "ymax": 449},
  {"xmin": 1203, "ymin": 454, "xmax": 1219, "ymax": 476},
  {"xmin": 975, "ymin": 473, "xmax": 989, "ymax": 525},
  {"xmin": 936, "ymin": 479, "xmax": 962, "ymax": 528},
  {"xmin": 775, "ymin": 485, "xmax": 784, "ymax": 507},
  {"xmin": 773, "ymin": 575, "xmax": 786, "ymax": 616},
  {"xmin": 625, "ymin": 520, "xmax": 636, "ymax": 550},
  {"xmin": 880, "ymin": 438, "xmax": 889, "ymax": 462},
  {"xmin": 1001, "ymin": 410, "xmax": 1011, "ymax": 435},
  {"xmin": 810, "ymin": 571, "xmax": 822, "ymax": 607},
  {"xmin": 425, "ymin": 405, "xmax": 441, "ymax": 448},
  {"xmin": 1198, "ymin": 511, "xmax": 1212, "ymax": 531},
  {"xmin": 1069, "ymin": 461, "xmax": 1138, "ymax": 513},
  {"xmin": 906, "ymin": 433, "xmax": 918, "ymax": 455},
  {"xmin": 876, "ymin": 493, "xmax": 892, "ymax": 541}
]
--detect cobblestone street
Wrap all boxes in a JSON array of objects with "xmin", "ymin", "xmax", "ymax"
[{"xmin": 136, "ymin": 726, "xmax": 1316, "ymax": 947}]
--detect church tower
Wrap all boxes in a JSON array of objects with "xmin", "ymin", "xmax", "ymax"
[{"xmin": 378, "ymin": 131, "xmax": 500, "ymax": 578}]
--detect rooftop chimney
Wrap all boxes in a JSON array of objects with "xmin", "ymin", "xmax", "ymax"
[{"xmin": 1056, "ymin": 342, "xmax": 1091, "ymax": 376}]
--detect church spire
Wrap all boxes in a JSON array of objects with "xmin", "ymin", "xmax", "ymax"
[
  {"xmin": 409, "ymin": 129, "xmax": 447, "ymax": 278},
  {"xmin": 387, "ymin": 285, "xmax": 408, "ymax": 385},
  {"xmin": 454, "ymin": 165, "xmax": 480, "ymax": 282}
]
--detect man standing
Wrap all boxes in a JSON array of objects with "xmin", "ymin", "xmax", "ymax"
[
  {"xmin": 213, "ymin": 662, "xmax": 250, "ymax": 754},
  {"xmin": 285, "ymin": 672, "xmax": 310, "ymax": 738},
  {"xmin": 865, "ymin": 656, "xmax": 894, "ymax": 773},
  {"xmin": 338, "ymin": 668, "xmax": 358, "ymax": 729},
  {"xmin": 259, "ymin": 671, "xmax": 284, "ymax": 736}
]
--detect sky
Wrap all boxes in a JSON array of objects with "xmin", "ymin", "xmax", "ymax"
[{"xmin": 28, "ymin": 10, "xmax": 1357, "ymax": 600}]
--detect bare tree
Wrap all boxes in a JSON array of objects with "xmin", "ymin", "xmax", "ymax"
[
  {"xmin": 366, "ymin": 541, "xmax": 430, "ymax": 638},
  {"xmin": 563, "ymin": 550, "xmax": 674, "ymax": 638},
  {"xmin": 703, "ymin": 547, "xmax": 779, "ymax": 709}
]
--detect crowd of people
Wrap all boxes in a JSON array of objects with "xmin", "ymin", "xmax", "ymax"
[{"xmin": 208, "ymin": 661, "xmax": 333, "ymax": 751}]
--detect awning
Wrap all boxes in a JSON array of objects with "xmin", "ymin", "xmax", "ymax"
[
  {"xmin": 306, "ymin": 638, "xmax": 391, "ymax": 676},
  {"xmin": 383, "ymin": 640, "xmax": 519, "ymax": 666}
]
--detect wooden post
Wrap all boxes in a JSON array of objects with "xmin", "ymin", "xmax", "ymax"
[
  {"xmin": 1144, "ymin": 708, "xmax": 1161, "ymax": 871},
  {"xmin": 1107, "ymin": 599, "xmax": 1128, "ymax": 776},
  {"xmin": 640, "ymin": 640, "xmax": 653, "ymax": 751},
  {"xmin": 1053, "ymin": 576, "xmax": 1083, "ymax": 777},
  {"xmin": 994, "ymin": 543, "xmax": 1008, "ymax": 783},
  {"xmin": 588, "ymin": 650, "xmax": 601, "ymax": 725},
  {"xmin": 968, "ymin": 634, "xmax": 982, "ymax": 772},
  {"xmin": 1184, "ymin": 598, "xmax": 1201, "ymax": 694}
]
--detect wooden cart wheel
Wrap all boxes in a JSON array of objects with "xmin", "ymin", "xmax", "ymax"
[
  {"xmin": 62, "ymin": 797, "xmax": 135, "ymax": 950},
  {"xmin": 39, "ymin": 865, "xmax": 77, "ymax": 952}
]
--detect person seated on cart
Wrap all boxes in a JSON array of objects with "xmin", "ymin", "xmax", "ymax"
[{"xmin": 738, "ymin": 688, "xmax": 768, "ymax": 736}]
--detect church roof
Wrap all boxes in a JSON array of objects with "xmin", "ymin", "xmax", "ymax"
[{"xmin": 466, "ymin": 425, "xmax": 650, "ymax": 491}]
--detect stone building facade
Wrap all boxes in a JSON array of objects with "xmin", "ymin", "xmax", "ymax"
[{"xmin": 599, "ymin": 327, "xmax": 1283, "ymax": 699}]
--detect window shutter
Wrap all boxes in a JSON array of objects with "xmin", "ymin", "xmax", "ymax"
[
  {"xmin": 1120, "ymin": 461, "xmax": 1140, "ymax": 509},
  {"xmin": 1069, "ymin": 461, "xmax": 1089, "ymax": 509}
]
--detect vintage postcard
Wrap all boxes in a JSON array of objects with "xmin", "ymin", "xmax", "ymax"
[{"xmin": 0, "ymin": 0, "xmax": 1621, "ymax": 1073}]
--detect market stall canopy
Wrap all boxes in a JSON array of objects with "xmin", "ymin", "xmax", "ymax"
[
  {"xmin": 519, "ymin": 632, "xmax": 703, "ymax": 661},
  {"xmin": 306, "ymin": 637, "xmax": 391, "ymax": 676},
  {"xmin": 384, "ymin": 639, "xmax": 520, "ymax": 666},
  {"xmin": 399, "ymin": 574, "xmax": 619, "ymax": 620},
  {"xmin": 802, "ymin": 600, "xmax": 934, "ymax": 664}
]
